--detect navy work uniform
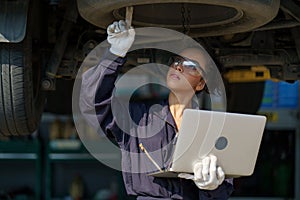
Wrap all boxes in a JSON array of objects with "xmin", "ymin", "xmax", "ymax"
[{"xmin": 80, "ymin": 50, "xmax": 234, "ymax": 200}]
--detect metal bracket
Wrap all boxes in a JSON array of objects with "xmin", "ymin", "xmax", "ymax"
[
  {"xmin": 126, "ymin": 6, "xmax": 133, "ymax": 27},
  {"xmin": 45, "ymin": 0, "xmax": 78, "ymax": 90}
]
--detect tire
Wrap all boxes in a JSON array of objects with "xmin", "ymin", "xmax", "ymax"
[
  {"xmin": 226, "ymin": 82, "xmax": 265, "ymax": 114},
  {"xmin": 77, "ymin": 0, "xmax": 280, "ymax": 37},
  {"xmin": 0, "ymin": 42, "xmax": 44, "ymax": 136},
  {"xmin": 0, "ymin": 2, "xmax": 45, "ymax": 136}
]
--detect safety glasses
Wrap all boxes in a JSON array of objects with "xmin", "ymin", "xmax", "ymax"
[{"xmin": 168, "ymin": 55, "xmax": 204, "ymax": 77}]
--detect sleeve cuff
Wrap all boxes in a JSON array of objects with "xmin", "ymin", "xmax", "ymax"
[{"xmin": 104, "ymin": 49, "xmax": 127, "ymax": 64}]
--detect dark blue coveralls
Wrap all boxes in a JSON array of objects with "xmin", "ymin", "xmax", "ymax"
[{"xmin": 80, "ymin": 50, "xmax": 234, "ymax": 200}]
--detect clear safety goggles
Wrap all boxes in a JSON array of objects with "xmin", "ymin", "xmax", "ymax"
[{"xmin": 168, "ymin": 55, "xmax": 204, "ymax": 77}]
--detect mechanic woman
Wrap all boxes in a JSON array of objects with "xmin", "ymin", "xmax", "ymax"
[{"xmin": 80, "ymin": 20, "xmax": 234, "ymax": 200}]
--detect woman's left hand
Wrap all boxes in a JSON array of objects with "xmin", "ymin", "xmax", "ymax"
[{"xmin": 178, "ymin": 154, "xmax": 225, "ymax": 190}]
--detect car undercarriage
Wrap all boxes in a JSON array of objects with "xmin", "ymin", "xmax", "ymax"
[{"xmin": 0, "ymin": 0, "xmax": 299, "ymax": 136}]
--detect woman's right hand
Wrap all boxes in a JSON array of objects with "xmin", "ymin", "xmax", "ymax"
[
  {"xmin": 107, "ymin": 20, "xmax": 135, "ymax": 57},
  {"xmin": 178, "ymin": 154, "xmax": 225, "ymax": 190}
]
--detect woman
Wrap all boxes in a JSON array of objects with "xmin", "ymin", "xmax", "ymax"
[{"xmin": 80, "ymin": 20, "xmax": 234, "ymax": 199}]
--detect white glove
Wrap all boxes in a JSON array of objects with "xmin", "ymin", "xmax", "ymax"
[
  {"xmin": 178, "ymin": 154, "xmax": 225, "ymax": 190},
  {"xmin": 107, "ymin": 20, "xmax": 135, "ymax": 57}
]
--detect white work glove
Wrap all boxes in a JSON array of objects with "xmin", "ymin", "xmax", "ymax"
[
  {"xmin": 178, "ymin": 154, "xmax": 225, "ymax": 190},
  {"xmin": 107, "ymin": 20, "xmax": 135, "ymax": 57}
]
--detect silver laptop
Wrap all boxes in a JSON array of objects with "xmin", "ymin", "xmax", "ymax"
[{"xmin": 149, "ymin": 109, "xmax": 267, "ymax": 178}]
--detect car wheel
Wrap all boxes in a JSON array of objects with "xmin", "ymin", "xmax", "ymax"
[
  {"xmin": 226, "ymin": 82, "xmax": 265, "ymax": 114},
  {"xmin": 0, "ymin": 41, "xmax": 45, "ymax": 136},
  {"xmin": 0, "ymin": 4, "xmax": 45, "ymax": 136},
  {"xmin": 77, "ymin": 0, "xmax": 280, "ymax": 37}
]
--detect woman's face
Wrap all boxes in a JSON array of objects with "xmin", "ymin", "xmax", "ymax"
[{"xmin": 166, "ymin": 48, "xmax": 206, "ymax": 94}]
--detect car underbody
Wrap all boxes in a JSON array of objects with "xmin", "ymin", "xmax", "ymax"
[{"xmin": 0, "ymin": 0, "xmax": 300, "ymax": 135}]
